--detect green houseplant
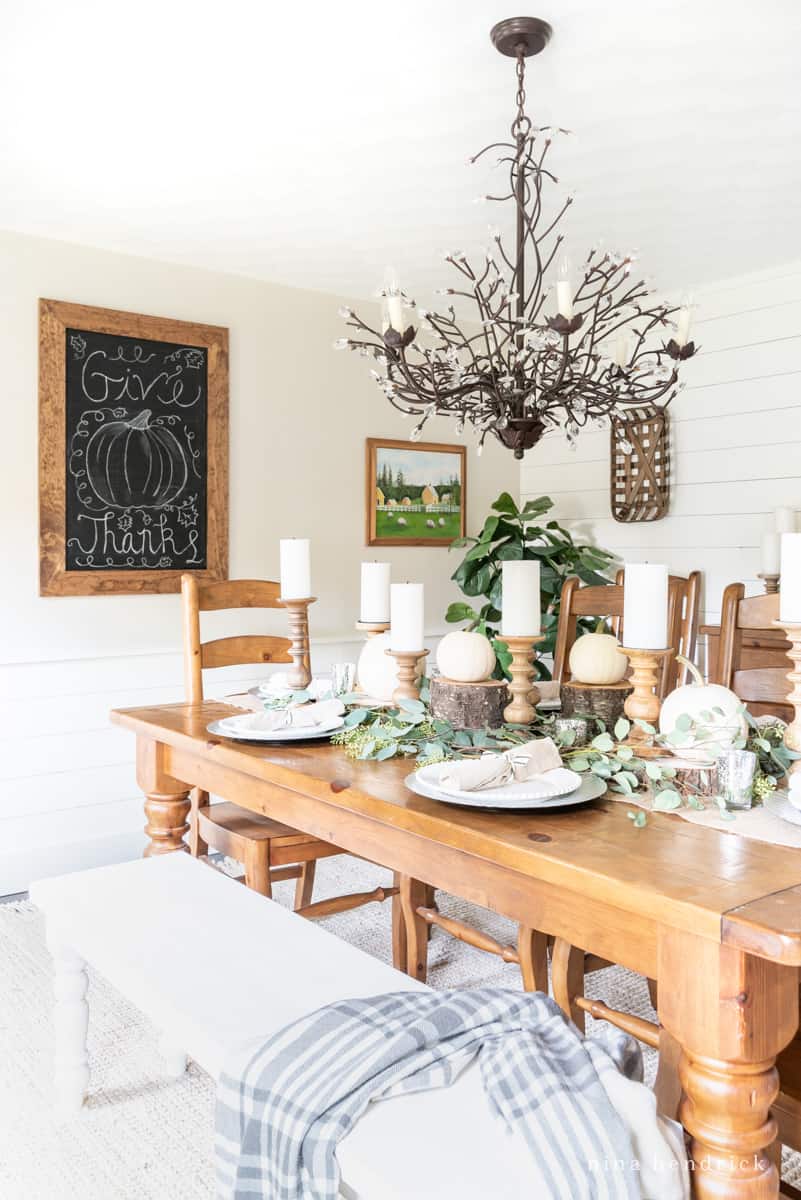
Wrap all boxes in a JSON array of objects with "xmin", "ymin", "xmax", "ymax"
[{"xmin": 446, "ymin": 492, "xmax": 615, "ymax": 678}]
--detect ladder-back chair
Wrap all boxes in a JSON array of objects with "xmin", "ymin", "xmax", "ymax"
[
  {"xmin": 717, "ymin": 585, "xmax": 792, "ymax": 720},
  {"xmin": 182, "ymin": 575, "xmax": 396, "ymax": 920}
]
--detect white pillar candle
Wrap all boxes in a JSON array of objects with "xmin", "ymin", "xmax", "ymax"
[
  {"xmin": 780, "ymin": 533, "xmax": 801, "ymax": 623},
  {"xmin": 501, "ymin": 560, "xmax": 541, "ymax": 637},
  {"xmin": 761, "ymin": 532, "xmax": 781, "ymax": 576},
  {"xmin": 623, "ymin": 563, "xmax": 669, "ymax": 649},
  {"xmin": 360, "ymin": 562, "xmax": 391, "ymax": 623},
  {"xmin": 279, "ymin": 538, "xmax": 311, "ymax": 600},
  {"xmin": 776, "ymin": 507, "xmax": 797, "ymax": 534},
  {"xmin": 384, "ymin": 266, "xmax": 404, "ymax": 332},
  {"xmin": 556, "ymin": 256, "xmax": 573, "ymax": 319},
  {"xmin": 390, "ymin": 583, "xmax": 424, "ymax": 652},
  {"xmin": 614, "ymin": 332, "xmax": 630, "ymax": 368}
]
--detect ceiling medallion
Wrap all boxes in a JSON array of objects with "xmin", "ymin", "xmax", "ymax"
[{"xmin": 334, "ymin": 16, "xmax": 697, "ymax": 459}]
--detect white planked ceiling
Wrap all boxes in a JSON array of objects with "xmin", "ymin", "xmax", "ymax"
[{"xmin": 1, "ymin": 0, "xmax": 799, "ymax": 299}]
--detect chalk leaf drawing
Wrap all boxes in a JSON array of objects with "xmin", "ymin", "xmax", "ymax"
[{"xmin": 84, "ymin": 408, "xmax": 189, "ymax": 509}]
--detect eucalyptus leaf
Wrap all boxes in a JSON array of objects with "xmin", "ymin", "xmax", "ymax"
[
  {"xmin": 591, "ymin": 732, "xmax": 615, "ymax": 753},
  {"xmin": 614, "ymin": 717, "xmax": 631, "ymax": 740},
  {"xmin": 645, "ymin": 762, "xmax": 663, "ymax": 781},
  {"xmin": 653, "ymin": 789, "xmax": 682, "ymax": 811},
  {"xmin": 627, "ymin": 811, "xmax": 647, "ymax": 828},
  {"xmin": 375, "ymin": 743, "xmax": 399, "ymax": 760}
]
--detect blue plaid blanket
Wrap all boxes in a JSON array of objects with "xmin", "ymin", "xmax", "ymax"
[{"xmin": 215, "ymin": 988, "xmax": 642, "ymax": 1200}]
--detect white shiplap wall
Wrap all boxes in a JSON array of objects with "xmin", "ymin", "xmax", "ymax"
[{"xmin": 520, "ymin": 261, "xmax": 801, "ymax": 635}]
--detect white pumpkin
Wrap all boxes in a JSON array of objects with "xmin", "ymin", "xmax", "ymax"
[
  {"xmin": 356, "ymin": 633, "xmax": 426, "ymax": 702},
  {"xmin": 569, "ymin": 632, "xmax": 628, "ymax": 686},
  {"xmin": 436, "ymin": 630, "xmax": 496, "ymax": 683},
  {"xmin": 658, "ymin": 656, "xmax": 746, "ymax": 762}
]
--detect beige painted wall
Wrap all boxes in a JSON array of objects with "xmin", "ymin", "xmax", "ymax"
[{"xmin": 0, "ymin": 229, "xmax": 515, "ymax": 664}]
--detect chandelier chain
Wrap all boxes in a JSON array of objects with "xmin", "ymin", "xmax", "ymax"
[{"xmin": 512, "ymin": 45, "xmax": 531, "ymax": 138}]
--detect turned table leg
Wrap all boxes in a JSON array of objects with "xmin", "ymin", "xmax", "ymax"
[
  {"xmin": 659, "ymin": 929, "xmax": 798, "ymax": 1199},
  {"xmin": 136, "ymin": 737, "xmax": 191, "ymax": 857}
]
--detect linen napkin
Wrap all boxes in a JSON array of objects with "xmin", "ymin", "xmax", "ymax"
[
  {"xmin": 221, "ymin": 698, "xmax": 345, "ymax": 735},
  {"xmin": 437, "ymin": 737, "xmax": 563, "ymax": 793}
]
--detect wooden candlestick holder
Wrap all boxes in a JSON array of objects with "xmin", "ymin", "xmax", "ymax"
[
  {"xmin": 758, "ymin": 573, "xmax": 780, "ymax": 595},
  {"xmin": 619, "ymin": 646, "xmax": 673, "ymax": 753},
  {"xmin": 385, "ymin": 648, "xmax": 429, "ymax": 705},
  {"xmin": 355, "ymin": 620, "xmax": 390, "ymax": 639},
  {"xmin": 774, "ymin": 621, "xmax": 801, "ymax": 780},
  {"xmin": 278, "ymin": 596, "xmax": 316, "ymax": 689},
  {"xmin": 503, "ymin": 635, "xmax": 545, "ymax": 725}
]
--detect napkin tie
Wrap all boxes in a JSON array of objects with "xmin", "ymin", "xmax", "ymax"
[{"xmin": 437, "ymin": 737, "xmax": 563, "ymax": 793}]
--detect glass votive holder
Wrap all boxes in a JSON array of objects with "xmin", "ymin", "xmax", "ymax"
[
  {"xmin": 553, "ymin": 716, "xmax": 591, "ymax": 748},
  {"xmin": 716, "ymin": 748, "xmax": 757, "ymax": 810},
  {"xmin": 331, "ymin": 662, "xmax": 357, "ymax": 696}
]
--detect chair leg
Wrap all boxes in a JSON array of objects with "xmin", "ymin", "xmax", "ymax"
[
  {"xmin": 294, "ymin": 861, "xmax": 316, "ymax": 910},
  {"xmin": 392, "ymin": 872, "xmax": 407, "ymax": 973},
  {"xmin": 400, "ymin": 875, "xmax": 430, "ymax": 983},
  {"xmin": 243, "ymin": 841, "xmax": 272, "ymax": 897},
  {"xmin": 517, "ymin": 926, "xmax": 549, "ymax": 993},
  {"xmin": 49, "ymin": 937, "xmax": 90, "ymax": 1114},
  {"xmin": 551, "ymin": 937, "xmax": 586, "ymax": 1032},
  {"xmin": 654, "ymin": 1028, "xmax": 683, "ymax": 1121},
  {"xmin": 189, "ymin": 788, "xmax": 210, "ymax": 858},
  {"xmin": 646, "ymin": 976, "xmax": 658, "ymax": 1012}
]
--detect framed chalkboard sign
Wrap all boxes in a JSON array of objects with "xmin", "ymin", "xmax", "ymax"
[{"xmin": 39, "ymin": 299, "xmax": 228, "ymax": 595}]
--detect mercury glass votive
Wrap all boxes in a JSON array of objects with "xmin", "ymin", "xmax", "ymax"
[
  {"xmin": 553, "ymin": 716, "xmax": 591, "ymax": 748},
  {"xmin": 716, "ymin": 748, "xmax": 757, "ymax": 811},
  {"xmin": 331, "ymin": 662, "xmax": 357, "ymax": 696}
]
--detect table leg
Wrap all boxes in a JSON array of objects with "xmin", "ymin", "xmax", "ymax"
[
  {"xmin": 659, "ymin": 928, "xmax": 798, "ymax": 1199},
  {"xmin": 136, "ymin": 737, "xmax": 191, "ymax": 857}
]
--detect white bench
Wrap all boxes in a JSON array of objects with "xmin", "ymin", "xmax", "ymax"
[{"xmin": 31, "ymin": 853, "xmax": 544, "ymax": 1200}]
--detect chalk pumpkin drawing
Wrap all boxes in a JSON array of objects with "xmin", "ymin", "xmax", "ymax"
[
  {"xmin": 85, "ymin": 409, "xmax": 188, "ymax": 508},
  {"xmin": 65, "ymin": 329, "xmax": 208, "ymax": 571}
]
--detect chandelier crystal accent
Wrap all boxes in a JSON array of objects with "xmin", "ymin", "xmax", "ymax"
[{"xmin": 335, "ymin": 16, "xmax": 697, "ymax": 459}]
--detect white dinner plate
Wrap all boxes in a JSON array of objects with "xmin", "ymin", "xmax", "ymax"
[
  {"xmin": 207, "ymin": 717, "xmax": 345, "ymax": 744},
  {"xmin": 765, "ymin": 789, "xmax": 801, "ymax": 826},
  {"xmin": 415, "ymin": 763, "xmax": 582, "ymax": 803},
  {"xmin": 405, "ymin": 769, "xmax": 606, "ymax": 811}
]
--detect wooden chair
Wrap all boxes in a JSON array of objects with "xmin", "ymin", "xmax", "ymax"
[
  {"xmin": 181, "ymin": 574, "xmax": 396, "ymax": 919},
  {"xmin": 716, "ymin": 585, "xmax": 792, "ymax": 719},
  {"xmin": 552, "ymin": 571, "xmax": 701, "ymax": 698}
]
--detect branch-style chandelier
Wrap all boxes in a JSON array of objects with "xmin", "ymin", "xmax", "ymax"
[{"xmin": 334, "ymin": 16, "xmax": 697, "ymax": 459}]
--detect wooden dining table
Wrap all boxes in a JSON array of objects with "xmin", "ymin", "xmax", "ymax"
[{"xmin": 112, "ymin": 699, "xmax": 801, "ymax": 1200}]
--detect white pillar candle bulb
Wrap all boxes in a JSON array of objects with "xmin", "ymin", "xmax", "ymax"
[
  {"xmin": 775, "ymin": 507, "xmax": 797, "ymax": 534},
  {"xmin": 780, "ymin": 533, "xmax": 801, "ymax": 623},
  {"xmin": 384, "ymin": 266, "xmax": 404, "ymax": 332},
  {"xmin": 761, "ymin": 532, "xmax": 781, "ymax": 576},
  {"xmin": 614, "ymin": 332, "xmax": 630, "ymax": 368},
  {"xmin": 623, "ymin": 562, "xmax": 669, "ymax": 649},
  {"xmin": 555, "ymin": 256, "xmax": 573, "ymax": 320},
  {"xmin": 674, "ymin": 294, "xmax": 694, "ymax": 348},
  {"xmin": 501, "ymin": 560, "xmax": 541, "ymax": 637},
  {"xmin": 390, "ymin": 583, "xmax": 425, "ymax": 652},
  {"xmin": 360, "ymin": 562, "xmax": 391, "ymax": 623},
  {"xmin": 279, "ymin": 538, "xmax": 311, "ymax": 600}
]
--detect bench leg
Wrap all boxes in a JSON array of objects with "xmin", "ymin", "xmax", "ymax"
[
  {"xmin": 158, "ymin": 1033, "xmax": 188, "ymax": 1078},
  {"xmin": 50, "ymin": 938, "xmax": 89, "ymax": 1114}
]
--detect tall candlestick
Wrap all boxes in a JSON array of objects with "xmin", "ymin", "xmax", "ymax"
[
  {"xmin": 390, "ymin": 583, "xmax": 425, "ymax": 652},
  {"xmin": 622, "ymin": 563, "xmax": 668, "ymax": 650},
  {"xmin": 501, "ymin": 560, "xmax": 541, "ymax": 637},
  {"xmin": 556, "ymin": 256, "xmax": 573, "ymax": 319},
  {"xmin": 279, "ymin": 538, "xmax": 311, "ymax": 600},
  {"xmin": 776, "ymin": 507, "xmax": 797, "ymax": 535},
  {"xmin": 761, "ymin": 531, "xmax": 781, "ymax": 576},
  {"xmin": 780, "ymin": 533, "xmax": 801, "ymax": 623},
  {"xmin": 360, "ymin": 562, "xmax": 391, "ymax": 624}
]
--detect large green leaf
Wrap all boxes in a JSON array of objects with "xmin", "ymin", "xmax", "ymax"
[
  {"xmin": 495, "ymin": 539, "xmax": 525, "ymax": 561},
  {"xmin": 491, "ymin": 492, "xmax": 520, "ymax": 516},
  {"xmin": 462, "ymin": 562, "xmax": 493, "ymax": 597},
  {"xmin": 445, "ymin": 601, "xmax": 478, "ymax": 625}
]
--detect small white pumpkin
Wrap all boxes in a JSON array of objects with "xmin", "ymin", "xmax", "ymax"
[
  {"xmin": 356, "ymin": 633, "xmax": 426, "ymax": 702},
  {"xmin": 658, "ymin": 656, "xmax": 746, "ymax": 762},
  {"xmin": 569, "ymin": 632, "xmax": 628, "ymax": 686},
  {"xmin": 436, "ymin": 630, "xmax": 496, "ymax": 683}
]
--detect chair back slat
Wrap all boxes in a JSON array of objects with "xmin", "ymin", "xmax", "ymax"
[
  {"xmin": 717, "ymin": 584, "xmax": 791, "ymax": 717},
  {"xmin": 181, "ymin": 574, "xmax": 291, "ymax": 703},
  {"xmin": 201, "ymin": 635, "xmax": 292, "ymax": 671},
  {"xmin": 194, "ymin": 579, "xmax": 283, "ymax": 612},
  {"xmin": 553, "ymin": 570, "xmax": 702, "ymax": 698}
]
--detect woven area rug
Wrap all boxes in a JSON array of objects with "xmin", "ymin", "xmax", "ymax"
[{"xmin": 1, "ymin": 855, "xmax": 798, "ymax": 1198}]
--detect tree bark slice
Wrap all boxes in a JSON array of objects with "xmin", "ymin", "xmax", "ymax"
[
  {"xmin": 429, "ymin": 677, "xmax": 509, "ymax": 730},
  {"xmin": 561, "ymin": 680, "xmax": 632, "ymax": 728}
]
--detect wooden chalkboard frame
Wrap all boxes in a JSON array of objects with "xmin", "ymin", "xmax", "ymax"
[{"xmin": 38, "ymin": 299, "xmax": 229, "ymax": 596}]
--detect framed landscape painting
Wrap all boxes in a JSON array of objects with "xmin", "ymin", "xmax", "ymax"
[{"xmin": 365, "ymin": 437, "xmax": 466, "ymax": 547}]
